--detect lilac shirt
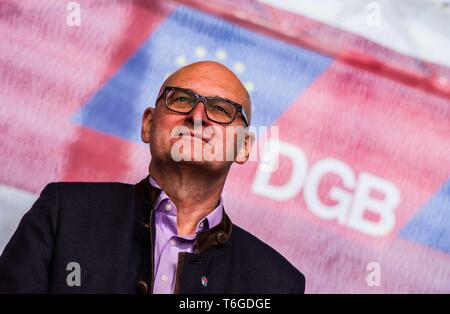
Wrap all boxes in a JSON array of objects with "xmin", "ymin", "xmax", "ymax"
[{"xmin": 149, "ymin": 177, "xmax": 223, "ymax": 294}]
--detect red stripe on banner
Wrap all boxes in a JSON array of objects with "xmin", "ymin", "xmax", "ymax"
[
  {"xmin": 0, "ymin": 0, "xmax": 173, "ymax": 192},
  {"xmin": 62, "ymin": 126, "xmax": 149, "ymax": 184},
  {"xmin": 225, "ymin": 59, "xmax": 450, "ymax": 246}
]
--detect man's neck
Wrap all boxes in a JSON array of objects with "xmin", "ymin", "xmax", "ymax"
[{"xmin": 148, "ymin": 160, "xmax": 227, "ymax": 236}]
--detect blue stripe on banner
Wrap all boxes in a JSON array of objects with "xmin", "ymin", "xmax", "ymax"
[
  {"xmin": 399, "ymin": 179, "xmax": 450, "ymax": 253},
  {"xmin": 73, "ymin": 5, "xmax": 332, "ymax": 142}
]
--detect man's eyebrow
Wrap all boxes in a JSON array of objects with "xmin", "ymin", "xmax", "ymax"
[
  {"xmin": 176, "ymin": 86, "xmax": 230, "ymax": 100},
  {"xmin": 170, "ymin": 86, "xmax": 197, "ymax": 95}
]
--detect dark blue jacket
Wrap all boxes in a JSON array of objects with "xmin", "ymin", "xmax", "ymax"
[{"xmin": 0, "ymin": 177, "xmax": 305, "ymax": 294}]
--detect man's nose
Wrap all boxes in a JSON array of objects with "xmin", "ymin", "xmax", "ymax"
[{"xmin": 189, "ymin": 101, "xmax": 211, "ymax": 126}]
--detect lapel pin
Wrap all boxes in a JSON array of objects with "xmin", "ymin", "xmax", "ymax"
[{"xmin": 201, "ymin": 275, "xmax": 208, "ymax": 287}]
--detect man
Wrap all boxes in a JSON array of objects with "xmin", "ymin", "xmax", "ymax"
[{"xmin": 0, "ymin": 61, "xmax": 305, "ymax": 294}]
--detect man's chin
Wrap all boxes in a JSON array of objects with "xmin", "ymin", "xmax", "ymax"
[
  {"xmin": 171, "ymin": 152, "xmax": 212, "ymax": 165},
  {"xmin": 169, "ymin": 152, "xmax": 229, "ymax": 170}
]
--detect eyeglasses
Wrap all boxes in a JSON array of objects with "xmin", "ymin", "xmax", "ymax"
[{"xmin": 155, "ymin": 86, "xmax": 249, "ymax": 126}]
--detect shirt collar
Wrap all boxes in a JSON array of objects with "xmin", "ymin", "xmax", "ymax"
[{"xmin": 148, "ymin": 176, "xmax": 223, "ymax": 231}]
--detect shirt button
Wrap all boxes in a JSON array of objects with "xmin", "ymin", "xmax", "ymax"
[
  {"xmin": 170, "ymin": 239, "xmax": 176, "ymax": 246},
  {"xmin": 164, "ymin": 203, "xmax": 172, "ymax": 212},
  {"xmin": 161, "ymin": 275, "xmax": 168, "ymax": 282}
]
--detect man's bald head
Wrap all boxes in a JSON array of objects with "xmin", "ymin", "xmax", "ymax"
[{"xmin": 159, "ymin": 61, "xmax": 252, "ymax": 125}]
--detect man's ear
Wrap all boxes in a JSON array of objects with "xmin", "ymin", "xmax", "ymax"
[
  {"xmin": 235, "ymin": 129, "xmax": 255, "ymax": 164},
  {"xmin": 141, "ymin": 107, "xmax": 155, "ymax": 144}
]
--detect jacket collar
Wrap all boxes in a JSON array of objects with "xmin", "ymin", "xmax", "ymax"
[{"xmin": 134, "ymin": 176, "xmax": 233, "ymax": 255}]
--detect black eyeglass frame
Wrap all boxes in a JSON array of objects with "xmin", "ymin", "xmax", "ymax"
[{"xmin": 155, "ymin": 86, "xmax": 250, "ymax": 127}]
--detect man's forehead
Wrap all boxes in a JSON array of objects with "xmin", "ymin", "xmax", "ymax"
[{"xmin": 166, "ymin": 78, "xmax": 242, "ymax": 98}]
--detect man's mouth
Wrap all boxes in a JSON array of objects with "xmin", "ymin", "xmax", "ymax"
[{"xmin": 178, "ymin": 130, "xmax": 211, "ymax": 143}]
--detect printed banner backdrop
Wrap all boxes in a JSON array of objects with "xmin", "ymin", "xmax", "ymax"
[{"xmin": 0, "ymin": 0, "xmax": 449, "ymax": 293}]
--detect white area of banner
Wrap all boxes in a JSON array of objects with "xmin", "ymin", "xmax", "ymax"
[
  {"xmin": 0, "ymin": 185, "xmax": 37, "ymax": 254},
  {"xmin": 258, "ymin": 0, "xmax": 450, "ymax": 69}
]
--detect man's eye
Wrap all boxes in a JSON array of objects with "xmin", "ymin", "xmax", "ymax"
[
  {"xmin": 210, "ymin": 105, "xmax": 229, "ymax": 114},
  {"xmin": 176, "ymin": 97, "xmax": 192, "ymax": 103}
]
